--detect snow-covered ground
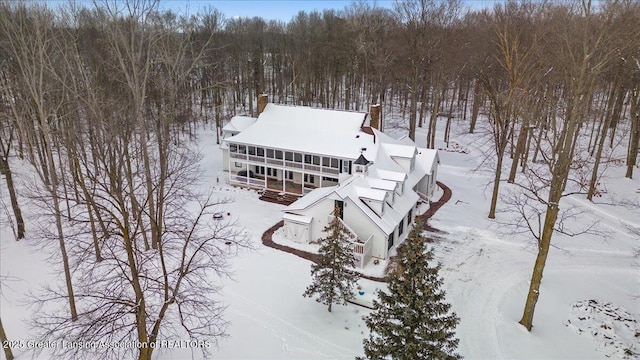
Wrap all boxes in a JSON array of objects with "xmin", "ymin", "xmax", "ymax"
[{"xmin": 1, "ymin": 118, "xmax": 638, "ymax": 360}]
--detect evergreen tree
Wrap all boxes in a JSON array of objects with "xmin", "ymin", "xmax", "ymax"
[
  {"xmin": 303, "ymin": 207, "xmax": 360, "ymax": 312},
  {"xmin": 360, "ymin": 222, "xmax": 461, "ymax": 360}
]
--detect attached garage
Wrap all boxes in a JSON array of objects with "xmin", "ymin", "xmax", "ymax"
[{"xmin": 282, "ymin": 213, "xmax": 312, "ymax": 243}]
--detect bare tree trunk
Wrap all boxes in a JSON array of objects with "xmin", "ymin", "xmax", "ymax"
[
  {"xmin": 469, "ymin": 80, "xmax": 481, "ymax": 133},
  {"xmin": 626, "ymin": 87, "xmax": 639, "ymax": 179},
  {"xmin": 427, "ymin": 79, "xmax": 442, "ymax": 149},
  {"xmin": 0, "ymin": 143, "xmax": 25, "ymax": 239},
  {"xmin": 0, "ymin": 317, "xmax": 14, "ymax": 360},
  {"xmin": 408, "ymin": 73, "xmax": 419, "ymax": 141},
  {"xmin": 587, "ymin": 92, "xmax": 614, "ymax": 200}
]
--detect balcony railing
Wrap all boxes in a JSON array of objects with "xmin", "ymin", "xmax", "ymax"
[
  {"xmin": 248, "ymin": 155, "xmax": 265, "ymax": 163},
  {"xmin": 229, "ymin": 155, "xmax": 341, "ymax": 177},
  {"xmin": 266, "ymin": 158, "xmax": 282, "ymax": 165},
  {"xmin": 230, "ymin": 176, "xmax": 264, "ymax": 187},
  {"xmin": 285, "ymin": 161, "xmax": 303, "ymax": 169}
]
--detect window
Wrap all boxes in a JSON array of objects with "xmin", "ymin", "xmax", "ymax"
[
  {"xmin": 275, "ymin": 150, "xmax": 283, "ymax": 160},
  {"xmin": 398, "ymin": 220, "xmax": 404, "ymax": 236},
  {"xmin": 229, "ymin": 144, "xmax": 238, "ymax": 153},
  {"xmin": 341, "ymin": 160, "xmax": 351, "ymax": 174},
  {"xmin": 248, "ymin": 146, "xmax": 256, "ymax": 155},
  {"xmin": 387, "ymin": 232, "xmax": 394, "ymax": 250},
  {"xmin": 304, "ymin": 154, "xmax": 312, "ymax": 164},
  {"xmin": 238, "ymin": 145, "xmax": 246, "ymax": 154},
  {"xmin": 286, "ymin": 171, "xmax": 293, "ymax": 180},
  {"xmin": 322, "ymin": 157, "xmax": 330, "ymax": 167},
  {"xmin": 313, "ymin": 155, "xmax": 320, "ymax": 165},
  {"xmin": 407, "ymin": 209, "xmax": 412, "ymax": 225},
  {"xmin": 267, "ymin": 149, "xmax": 274, "ymax": 158},
  {"xmin": 255, "ymin": 166, "xmax": 265, "ymax": 175},
  {"xmin": 267, "ymin": 168, "xmax": 278, "ymax": 177},
  {"xmin": 234, "ymin": 162, "xmax": 242, "ymax": 168},
  {"xmin": 322, "ymin": 176, "xmax": 338, "ymax": 183},
  {"xmin": 257, "ymin": 147, "xmax": 265, "ymax": 156},
  {"xmin": 294, "ymin": 153, "xmax": 302, "ymax": 162},
  {"xmin": 285, "ymin": 151, "xmax": 293, "ymax": 161},
  {"xmin": 330, "ymin": 158, "xmax": 339, "ymax": 168},
  {"xmin": 304, "ymin": 174, "xmax": 315, "ymax": 184}
]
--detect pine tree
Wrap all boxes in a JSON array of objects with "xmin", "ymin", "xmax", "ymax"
[
  {"xmin": 303, "ymin": 207, "xmax": 360, "ymax": 312},
  {"xmin": 360, "ymin": 222, "xmax": 461, "ymax": 360}
]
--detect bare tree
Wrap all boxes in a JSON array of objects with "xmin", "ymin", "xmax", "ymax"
[
  {"xmin": 518, "ymin": 0, "xmax": 619, "ymax": 331},
  {"xmin": 480, "ymin": 0, "xmax": 538, "ymax": 219},
  {"xmin": 0, "ymin": 1, "xmax": 78, "ymax": 321}
]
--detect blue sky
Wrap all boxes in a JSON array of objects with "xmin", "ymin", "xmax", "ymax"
[
  {"xmin": 161, "ymin": 0, "xmax": 498, "ymax": 21},
  {"xmin": 40, "ymin": 0, "xmax": 499, "ymax": 22},
  {"xmin": 162, "ymin": 0, "xmax": 394, "ymax": 21}
]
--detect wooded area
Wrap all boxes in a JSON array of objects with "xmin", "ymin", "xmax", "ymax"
[{"xmin": 0, "ymin": 0, "xmax": 638, "ymax": 358}]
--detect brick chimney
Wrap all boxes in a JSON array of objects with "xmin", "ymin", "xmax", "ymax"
[
  {"xmin": 257, "ymin": 94, "xmax": 268, "ymax": 115},
  {"xmin": 369, "ymin": 104, "xmax": 381, "ymax": 130}
]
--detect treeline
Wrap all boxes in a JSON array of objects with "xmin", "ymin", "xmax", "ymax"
[{"xmin": 0, "ymin": 0, "xmax": 638, "ymax": 359}]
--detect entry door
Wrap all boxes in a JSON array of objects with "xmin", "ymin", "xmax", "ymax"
[{"xmin": 334, "ymin": 200, "xmax": 344, "ymax": 219}]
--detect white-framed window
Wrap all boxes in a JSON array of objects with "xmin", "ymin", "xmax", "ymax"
[
  {"xmin": 234, "ymin": 162, "xmax": 242, "ymax": 167},
  {"xmin": 304, "ymin": 174, "xmax": 315, "ymax": 184},
  {"xmin": 341, "ymin": 160, "xmax": 351, "ymax": 174},
  {"xmin": 286, "ymin": 171, "xmax": 293, "ymax": 180}
]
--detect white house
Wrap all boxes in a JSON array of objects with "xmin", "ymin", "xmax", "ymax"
[{"xmin": 220, "ymin": 96, "xmax": 440, "ymax": 267}]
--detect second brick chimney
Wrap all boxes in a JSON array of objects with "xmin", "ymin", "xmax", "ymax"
[
  {"xmin": 369, "ymin": 104, "xmax": 381, "ymax": 131},
  {"xmin": 257, "ymin": 94, "xmax": 269, "ymax": 115}
]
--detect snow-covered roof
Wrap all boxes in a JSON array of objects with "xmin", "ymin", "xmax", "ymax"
[
  {"xmin": 284, "ymin": 186, "xmax": 336, "ymax": 212},
  {"xmin": 354, "ymin": 186, "xmax": 387, "ymax": 202},
  {"xmin": 332, "ymin": 176, "xmax": 418, "ymax": 235},
  {"xmin": 364, "ymin": 177, "xmax": 398, "ymax": 192},
  {"xmin": 416, "ymin": 148, "xmax": 439, "ymax": 174},
  {"xmin": 223, "ymin": 115, "xmax": 257, "ymax": 133},
  {"xmin": 224, "ymin": 104, "xmax": 373, "ymax": 159},
  {"xmin": 381, "ymin": 143, "xmax": 417, "ymax": 159},
  {"xmin": 282, "ymin": 213, "xmax": 312, "ymax": 224},
  {"xmin": 373, "ymin": 168, "xmax": 407, "ymax": 183}
]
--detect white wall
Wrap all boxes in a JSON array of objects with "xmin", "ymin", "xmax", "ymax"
[{"xmin": 342, "ymin": 198, "xmax": 388, "ymax": 259}]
